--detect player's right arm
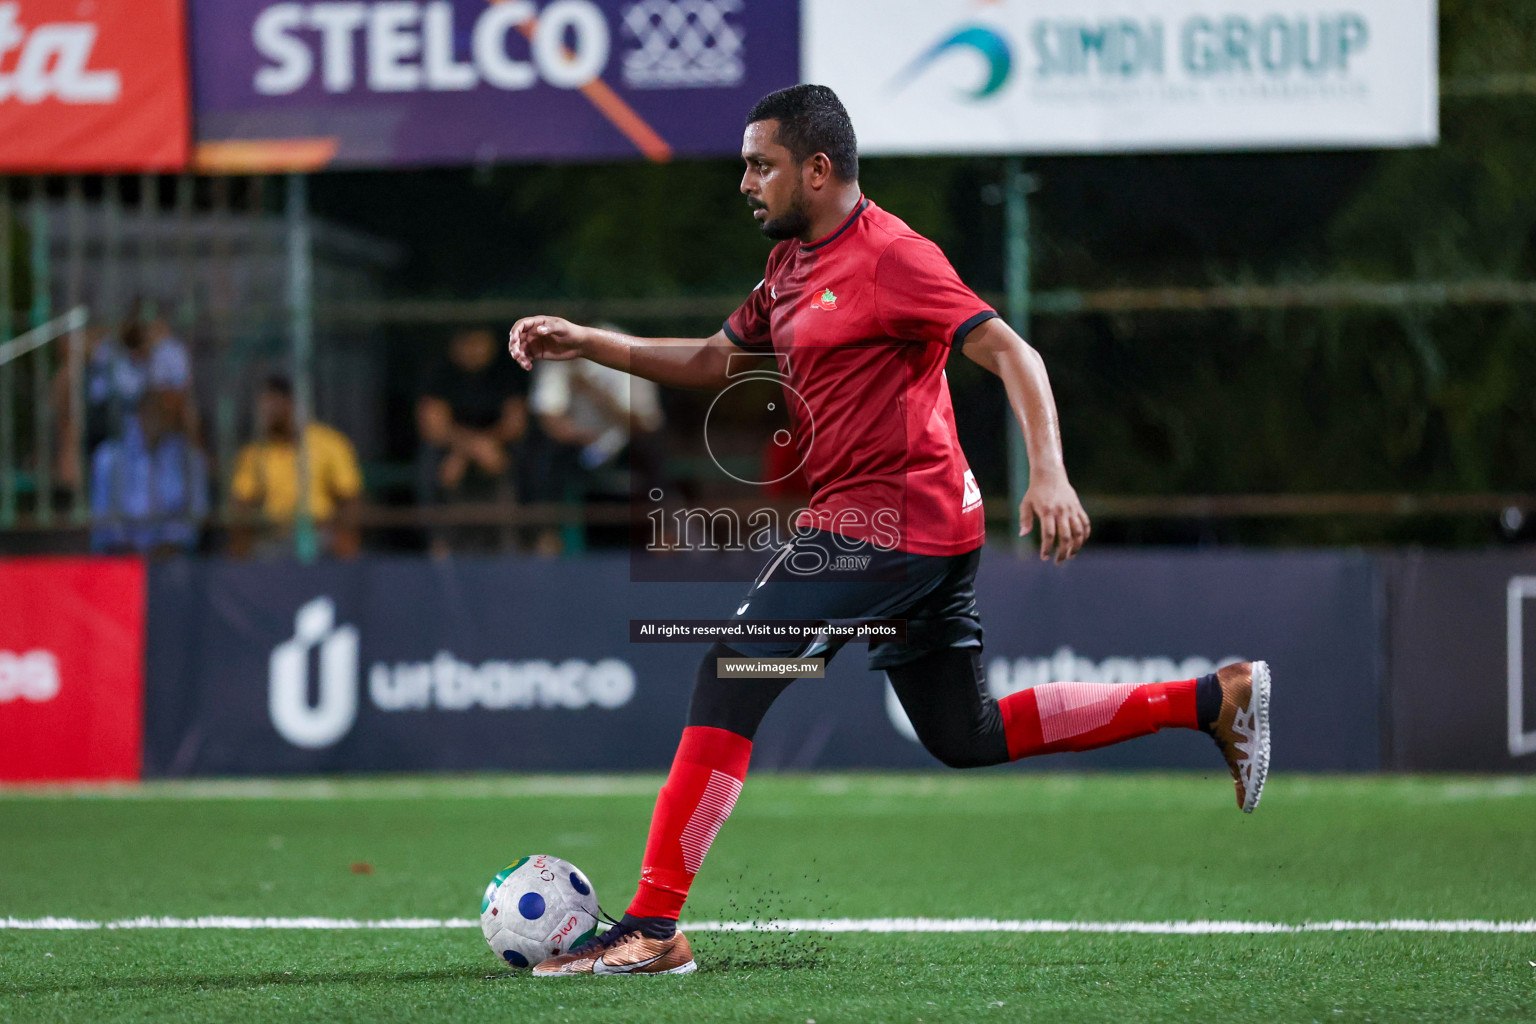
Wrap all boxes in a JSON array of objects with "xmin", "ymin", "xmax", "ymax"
[{"xmin": 507, "ymin": 318, "xmax": 747, "ymax": 391}]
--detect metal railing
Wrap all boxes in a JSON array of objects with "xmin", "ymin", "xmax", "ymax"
[
  {"xmin": 0, "ymin": 305, "xmax": 89, "ymax": 528},
  {"xmin": 0, "ymin": 308, "xmax": 89, "ymax": 366}
]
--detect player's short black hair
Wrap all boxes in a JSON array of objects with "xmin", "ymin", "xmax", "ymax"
[
  {"xmin": 263, "ymin": 374, "xmax": 293, "ymax": 398},
  {"xmin": 746, "ymin": 84, "xmax": 859, "ymax": 183}
]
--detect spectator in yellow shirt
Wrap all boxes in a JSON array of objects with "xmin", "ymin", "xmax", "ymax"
[{"xmin": 230, "ymin": 375, "xmax": 363, "ymax": 558}]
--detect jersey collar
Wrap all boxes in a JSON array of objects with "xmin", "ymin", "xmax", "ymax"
[{"xmin": 802, "ymin": 195, "xmax": 870, "ymax": 253}]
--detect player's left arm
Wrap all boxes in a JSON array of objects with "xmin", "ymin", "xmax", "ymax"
[{"xmin": 961, "ymin": 316, "xmax": 1090, "ymax": 563}]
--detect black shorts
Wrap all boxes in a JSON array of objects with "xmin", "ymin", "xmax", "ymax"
[{"xmin": 721, "ymin": 529, "xmax": 984, "ymax": 670}]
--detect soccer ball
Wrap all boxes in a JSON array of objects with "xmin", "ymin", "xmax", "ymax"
[{"xmin": 480, "ymin": 854, "xmax": 599, "ymax": 968}]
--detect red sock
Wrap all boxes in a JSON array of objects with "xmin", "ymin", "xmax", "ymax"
[
  {"xmin": 998, "ymin": 678, "xmax": 1199, "ymax": 761},
  {"xmin": 626, "ymin": 726, "xmax": 753, "ymax": 921}
]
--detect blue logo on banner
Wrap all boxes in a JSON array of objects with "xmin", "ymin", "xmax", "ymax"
[{"xmin": 893, "ymin": 24, "xmax": 1013, "ymax": 99}]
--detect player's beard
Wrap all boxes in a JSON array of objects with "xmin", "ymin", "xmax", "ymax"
[{"xmin": 756, "ymin": 184, "xmax": 811, "ymax": 241}]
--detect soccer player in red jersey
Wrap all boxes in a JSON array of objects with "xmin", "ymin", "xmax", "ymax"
[{"xmin": 509, "ymin": 86, "xmax": 1271, "ymax": 977}]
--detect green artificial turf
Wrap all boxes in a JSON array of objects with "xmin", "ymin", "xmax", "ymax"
[{"xmin": 3, "ymin": 773, "xmax": 1536, "ymax": 1022}]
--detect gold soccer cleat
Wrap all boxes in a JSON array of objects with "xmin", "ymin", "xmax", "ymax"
[
  {"xmin": 533, "ymin": 927, "xmax": 696, "ymax": 977},
  {"xmin": 1206, "ymin": 660, "xmax": 1272, "ymax": 813}
]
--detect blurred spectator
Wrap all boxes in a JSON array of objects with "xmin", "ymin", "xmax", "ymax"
[
  {"xmin": 85, "ymin": 300, "xmax": 194, "ymax": 451},
  {"xmin": 230, "ymin": 375, "xmax": 362, "ymax": 559},
  {"xmin": 88, "ymin": 400, "xmax": 208, "ymax": 555},
  {"xmin": 85, "ymin": 302, "xmax": 208, "ymax": 554},
  {"xmin": 527, "ymin": 348, "xmax": 666, "ymax": 554},
  {"xmin": 50, "ymin": 323, "xmax": 107, "ymax": 494},
  {"xmin": 415, "ymin": 328, "xmax": 529, "ymax": 554}
]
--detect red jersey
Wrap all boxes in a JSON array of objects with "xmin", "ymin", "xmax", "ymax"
[{"xmin": 724, "ymin": 197, "xmax": 996, "ymax": 556}]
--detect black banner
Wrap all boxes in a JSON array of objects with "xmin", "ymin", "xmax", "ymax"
[
  {"xmin": 957, "ymin": 550, "xmax": 1383, "ymax": 773},
  {"xmin": 144, "ymin": 549, "xmax": 1383, "ymax": 775},
  {"xmin": 1382, "ymin": 552, "xmax": 1536, "ymax": 771}
]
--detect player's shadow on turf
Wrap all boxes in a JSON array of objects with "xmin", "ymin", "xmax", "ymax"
[{"xmin": 1, "ymin": 966, "xmax": 479, "ymax": 997}]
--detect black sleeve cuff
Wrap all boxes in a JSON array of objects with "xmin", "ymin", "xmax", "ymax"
[
  {"xmin": 951, "ymin": 310, "xmax": 1000, "ymax": 349},
  {"xmin": 722, "ymin": 319, "xmax": 770, "ymax": 353}
]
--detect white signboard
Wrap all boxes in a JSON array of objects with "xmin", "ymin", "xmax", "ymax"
[{"xmin": 803, "ymin": 0, "xmax": 1437, "ymax": 154}]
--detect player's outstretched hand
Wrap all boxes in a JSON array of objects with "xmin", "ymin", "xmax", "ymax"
[
  {"xmin": 1019, "ymin": 475, "xmax": 1091, "ymax": 564},
  {"xmin": 508, "ymin": 316, "xmax": 587, "ymax": 370}
]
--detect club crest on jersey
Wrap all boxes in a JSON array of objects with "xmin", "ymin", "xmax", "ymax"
[
  {"xmin": 811, "ymin": 288, "xmax": 838, "ymax": 311},
  {"xmin": 962, "ymin": 470, "xmax": 983, "ymax": 512}
]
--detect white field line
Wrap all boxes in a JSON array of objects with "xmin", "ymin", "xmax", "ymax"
[
  {"xmin": 695, "ymin": 918, "xmax": 1536, "ymax": 934},
  {"xmin": 4, "ymin": 916, "xmax": 1536, "ymax": 934},
  {"xmin": 1, "ymin": 917, "xmax": 482, "ymax": 930}
]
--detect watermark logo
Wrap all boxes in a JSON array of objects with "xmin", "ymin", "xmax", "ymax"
[
  {"xmin": 701, "ymin": 354, "xmax": 813, "ymax": 488},
  {"xmin": 0, "ymin": 649, "xmax": 60, "ymax": 703},
  {"xmin": 0, "ymin": 3, "xmax": 121, "ymax": 104},
  {"xmin": 634, "ymin": 346, "xmax": 907, "ymax": 581}
]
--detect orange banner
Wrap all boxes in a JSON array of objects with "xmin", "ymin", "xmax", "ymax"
[{"xmin": 0, "ymin": 0, "xmax": 190, "ymax": 172}]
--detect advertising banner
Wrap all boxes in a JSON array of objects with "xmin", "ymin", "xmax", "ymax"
[
  {"xmin": 145, "ymin": 558, "xmax": 707, "ymax": 775},
  {"xmin": 144, "ymin": 550, "xmax": 1380, "ymax": 775},
  {"xmin": 1382, "ymin": 552, "xmax": 1536, "ymax": 772},
  {"xmin": 804, "ymin": 0, "xmax": 1437, "ymax": 154},
  {"xmin": 0, "ymin": 0, "xmax": 190, "ymax": 172},
  {"xmin": 955, "ymin": 549, "xmax": 1383, "ymax": 772},
  {"xmin": 0, "ymin": 558, "xmax": 146, "ymax": 782},
  {"xmin": 189, "ymin": 0, "xmax": 799, "ymax": 170}
]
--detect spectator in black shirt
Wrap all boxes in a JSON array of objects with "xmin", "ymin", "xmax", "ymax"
[{"xmin": 416, "ymin": 328, "xmax": 529, "ymax": 553}]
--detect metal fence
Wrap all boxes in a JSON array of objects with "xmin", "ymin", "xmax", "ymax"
[
  {"xmin": 3, "ymin": 161, "xmax": 1535, "ymax": 557},
  {"xmin": 0, "ymin": 174, "xmax": 395, "ymax": 555}
]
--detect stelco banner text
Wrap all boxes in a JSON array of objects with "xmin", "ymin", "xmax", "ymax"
[
  {"xmin": 805, "ymin": 0, "xmax": 1437, "ymax": 154},
  {"xmin": 190, "ymin": 0, "xmax": 800, "ymax": 168}
]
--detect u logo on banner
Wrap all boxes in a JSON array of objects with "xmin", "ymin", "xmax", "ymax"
[{"xmin": 269, "ymin": 597, "xmax": 359, "ymax": 749}]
